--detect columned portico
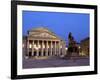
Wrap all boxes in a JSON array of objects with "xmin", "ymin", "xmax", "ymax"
[
  {"xmin": 27, "ymin": 40, "xmax": 66, "ymax": 57},
  {"xmin": 24, "ymin": 27, "xmax": 66, "ymax": 59}
]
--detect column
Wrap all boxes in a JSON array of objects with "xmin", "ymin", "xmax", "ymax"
[
  {"xmin": 58, "ymin": 41, "xmax": 60, "ymax": 56},
  {"xmin": 50, "ymin": 41, "xmax": 52, "ymax": 56},
  {"xmin": 56, "ymin": 42, "xmax": 59, "ymax": 56},
  {"xmin": 32, "ymin": 40, "xmax": 34, "ymax": 56},
  {"xmin": 36, "ymin": 40, "xmax": 39, "ymax": 57},
  {"xmin": 27, "ymin": 39, "xmax": 29, "ymax": 56},
  {"xmin": 41, "ymin": 40, "xmax": 44, "ymax": 56},
  {"xmin": 55, "ymin": 41, "xmax": 56, "ymax": 55},
  {"xmin": 46, "ymin": 41, "xmax": 48, "ymax": 56}
]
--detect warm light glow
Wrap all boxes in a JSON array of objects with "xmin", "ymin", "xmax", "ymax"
[
  {"xmin": 47, "ymin": 45, "xmax": 49, "ymax": 48},
  {"xmin": 38, "ymin": 44, "xmax": 41, "ymax": 49},
  {"xmin": 29, "ymin": 44, "xmax": 32, "ymax": 48},
  {"xmin": 43, "ymin": 44, "xmax": 45, "ymax": 49},
  {"xmin": 60, "ymin": 45, "xmax": 62, "ymax": 48},
  {"xmin": 79, "ymin": 46, "xmax": 80, "ymax": 49},
  {"xmin": 65, "ymin": 47, "xmax": 68, "ymax": 50},
  {"xmin": 80, "ymin": 52, "xmax": 86, "ymax": 56},
  {"xmin": 34, "ymin": 44, "xmax": 38, "ymax": 50},
  {"xmin": 35, "ymin": 47, "xmax": 38, "ymax": 50},
  {"xmin": 34, "ymin": 44, "xmax": 36, "ymax": 47}
]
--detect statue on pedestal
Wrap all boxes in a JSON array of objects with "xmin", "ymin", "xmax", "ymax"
[{"xmin": 67, "ymin": 32, "xmax": 79, "ymax": 59}]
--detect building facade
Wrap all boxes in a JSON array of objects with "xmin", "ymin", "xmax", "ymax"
[
  {"xmin": 23, "ymin": 27, "xmax": 66, "ymax": 59},
  {"xmin": 80, "ymin": 37, "xmax": 89, "ymax": 56}
]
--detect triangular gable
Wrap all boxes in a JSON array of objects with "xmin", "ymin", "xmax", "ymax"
[
  {"xmin": 28, "ymin": 27, "xmax": 61, "ymax": 39},
  {"xmin": 30, "ymin": 32, "xmax": 57, "ymax": 38}
]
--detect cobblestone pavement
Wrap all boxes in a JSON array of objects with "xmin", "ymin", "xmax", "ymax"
[{"xmin": 23, "ymin": 56, "xmax": 89, "ymax": 69}]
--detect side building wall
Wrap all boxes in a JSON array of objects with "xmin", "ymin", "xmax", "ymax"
[{"xmin": 80, "ymin": 37, "xmax": 89, "ymax": 56}]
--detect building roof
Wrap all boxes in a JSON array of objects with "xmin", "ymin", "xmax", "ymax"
[
  {"xmin": 30, "ymin": 27, "xmax": 50, "ymax": 32},
  {"xmin": 81, "ymin": 37, "xmax": 89, "ymax": 42},
  {"xmin": 27, "ymin": 27, "xmax": 66, "ymax": 42}
]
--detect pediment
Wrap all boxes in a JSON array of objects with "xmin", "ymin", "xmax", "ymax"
[
  {"xmin": 30, "ymin": 32, "xmax": 57, "ymax": 39},
  {"xmin": 28, "ymin": 27, "xmax": 60, "ymax": 39}
]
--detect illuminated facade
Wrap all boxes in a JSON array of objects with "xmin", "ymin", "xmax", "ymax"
[
  {"xmin": 23, "ymin": 27, "xmax": 66, "ymax": 58},
  {"xmin": 80, "ymin": 37, "xmax": 89, "ymax": 56}
]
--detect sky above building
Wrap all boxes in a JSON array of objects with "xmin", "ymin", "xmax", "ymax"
[{"xmin": 22, "ymin": 11, "xmax": 89, "ymax": 43}]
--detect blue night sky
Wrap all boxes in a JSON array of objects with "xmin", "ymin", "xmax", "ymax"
[{"xmin": 22, "ymin": 11, "xmax": 89, "ymax": 43}]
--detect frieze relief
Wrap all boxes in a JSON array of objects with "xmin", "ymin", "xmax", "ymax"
[{"xmin": 30, "ymin": 32, "xmax": 56, "ymax": 38}]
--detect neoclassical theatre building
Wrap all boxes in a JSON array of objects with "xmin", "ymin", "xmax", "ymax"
[{"xmin": 23, "ymin": 27, "xmax": 66, "ymax": 59}]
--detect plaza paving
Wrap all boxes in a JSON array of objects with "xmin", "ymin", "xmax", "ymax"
[{"xmin": 23, "ymin": 56, "xmax": 89, "ymax": 69}]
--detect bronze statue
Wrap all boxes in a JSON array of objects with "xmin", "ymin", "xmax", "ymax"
[{"xmin": 67, "ymin": 32, "xmax": 79, "ymax": 59}]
